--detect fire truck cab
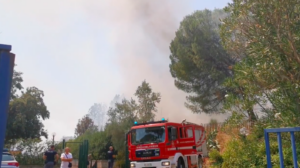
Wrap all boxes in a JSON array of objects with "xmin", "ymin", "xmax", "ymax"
[{"xmin": 127, "ymin": 119, "xmax": 208, "ymax": 168}]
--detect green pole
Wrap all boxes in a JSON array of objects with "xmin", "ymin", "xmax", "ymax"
[
  {"xmin": 83, "ymin": 140, "xmax": 87, "ymax": 168},
  {"xmin": 79, "ymin": 144, "xmax": 83, "ymax": 168},
  {"xmin": 86, "ymin": 140, "xmax": 89, "ymax": 167},
  {"xmin": 62, "ymin": 139, "xmax": 65, "ymax": 150}
]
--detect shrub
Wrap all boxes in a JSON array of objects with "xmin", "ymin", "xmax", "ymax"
[{"xmin": 209, "ymin": 149, "xmax": 223, "ymax": 166}]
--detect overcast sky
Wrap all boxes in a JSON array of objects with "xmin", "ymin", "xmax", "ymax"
[{"xmin": 0, "ymin": 0, "xmax": 232, "ymax": 141}]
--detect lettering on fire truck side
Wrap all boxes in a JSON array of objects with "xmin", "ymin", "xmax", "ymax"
[{"xmin": 179, "ymin": 141, "xmax": 194, "ymax": 143}]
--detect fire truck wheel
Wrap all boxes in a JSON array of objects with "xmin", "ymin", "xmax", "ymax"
[
  {"xmin": 177, "ymin": 158, "xmax": 185, "ymax": 168},
  {"xmin": 198, "ymin": 156, "xmax": 203, "ymax": 168}
]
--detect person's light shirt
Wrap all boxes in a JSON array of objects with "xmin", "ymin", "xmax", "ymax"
[{"xmin": 60, "ymin": 153, "xmax": 72, "ymax": 168}]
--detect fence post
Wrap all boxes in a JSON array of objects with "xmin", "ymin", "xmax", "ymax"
[
  {"xmin": 0, "ymin": 44, "xmax": 15, "ymax": 165},
  {"xmin": 290, "ymin": 132, "xmax": 298, "ymax": 168},
  {"xmin": 276, "ymin": 132, "xmax": 284, "ymax": 168},
  {"xmin": 264, "ymin": 130, "xmax": 271, "ymax": 168}
]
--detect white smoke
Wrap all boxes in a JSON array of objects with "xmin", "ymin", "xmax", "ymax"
[{"xmin": 81, "ymin": 1, "xmax": 228, "ymax": 124}]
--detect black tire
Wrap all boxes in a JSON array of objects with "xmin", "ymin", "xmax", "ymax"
[
  {"xmin": 198, "ymin": 156, "xmax": 203, "ymax": 168},
  {"xmin": 177, "ymin": 158, "xmax": 185, "ymax": 168}
]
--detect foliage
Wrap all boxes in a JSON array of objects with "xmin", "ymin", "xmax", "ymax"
[
  {"xmin": 217, "ymin": 129, "xmax": 300, "ymax": 168},
  {"xmin": 5, "ymin": 69, "xmax": 50, "ymax": 143},
  {"xmin": 220, "ymin": 0, "xmax": 300, "ymax": 122},
  {"xmin": 88, "ymin": 103, "xmax": 107, "ymax": 131},
  {"xmin": 105, "ymin": 81, "xmax": 160, "ymax": 167},
  {"xmin": 9, "ymin": 139, "xmax": 62, "ymax": 165},
  {"xmin": 10, "ymin": 68, "xmax": 23, "ymax": 100},
  {"xmin": 109, "ymin": 95, "xmax": 123, "ymax": 108},
  {"xmin": 106, "ymin": 99, "xmax": 137, "ymax": 166},
  {"xmin": 6, "ymin": 86, "xmax": 50, "ymax": 142},
  {"xmin": 209, "ymin": 119, "xmax": 218, "ymax": 125},
  {"xmin": 135, "ymin": 81, "xmax": 161, "ymax": 121},
  {"xmin": 223, "ymin": 112, "xmax": 245, "ymax": 127},
  {"xmin": 68, "ymin": 130, "xmax": 111, "ymax": 160},
  {"xmin": 75, "ymin": 115, "xmax": 98, "ymax": 137},
  {"xmin": 206, "ymin": 130, "xmax": 220, "ymax": 151},
  {"xmin": 208, "ymin": 113, "xmax": 300, "ymax": 168},
  {"xmin": 209, "ymin": 149, "xmax": 223, "ymax": 167},
  {"xmin": 221, "ymin": 137, "xmax": 264, "ymax": 168},
  {"xmin": 68, "ymin": 81, "xmax": 160, "ymax": 168},
  {"xmin": 107, "ymin": 80, "xmax": 160, "ymax": 123},
  {"xmin": 169, "ymin": 9, "xmax": 235, "ymax": 114}
]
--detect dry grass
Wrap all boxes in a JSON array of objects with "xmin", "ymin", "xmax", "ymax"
[
  {"xmin": 203, "ymin": 131, "xmax": 234, "ymax": 167},
  {"xmin": 215, "ymin": 131, "xmax": 233, "ymax": 154},
  {"xmin": 203, "ymin": 121, "xmax": 255, "ymax": 167}
]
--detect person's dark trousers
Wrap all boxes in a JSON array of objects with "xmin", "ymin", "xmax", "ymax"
[
  {"xmin": 108, "ymin": 160, "xmax": 114, "ymax": 168},
  {"xmin": 44, "ymin": 161, "xmax": 54, "ymax": 168}
]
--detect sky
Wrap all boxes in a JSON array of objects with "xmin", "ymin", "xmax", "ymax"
[{"xmin": 0, "ymin": 0, "xmax": 232, "ymax": 141}]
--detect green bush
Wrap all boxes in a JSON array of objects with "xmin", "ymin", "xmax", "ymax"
[
  {"xmin": 220, "ymin": 136, "xmax": 265, "ymax": 168},
  {"xmin": 207, "ymin": 130, "xmax": 220, "ymax": 151},
  {"xmin": 214, "ymin": 127, "xmax": 300, "ymax": 168},
  {"xmin": 6, "ymin": 138, "xmax": 62, "ymax": 165},
  {"xmin": 209, "ymin": 149, "xmax": 223, "ymax": 166}
]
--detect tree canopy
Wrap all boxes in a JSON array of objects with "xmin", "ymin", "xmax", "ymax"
[
  {"xmin": 220, "ymin": 0, "xmax": 300, "ymax": 123},
  {"xmin": 88, "ymin": 103, "xmax": 107, "ymax": 131},
  {"xmin": 105, "ymin": 80, "xmax": 160, "ymax": 166},
  {"xmin": 74, "ymin": 115, "xmax": 97, "ymax": 137},
  {"xmin": 135, "ymin": 81, "xmax": 161, "ymax": 121},
  {"xmin": 6, "ymin": 70, "xmax": 50, "ymax": 143},
  {"xmin": 169, "ymin": 9, "xmax": 235, "ymax": 114}
]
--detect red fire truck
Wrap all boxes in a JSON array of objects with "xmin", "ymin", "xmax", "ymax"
[{"xmin": 126, "ymin": 118, "xmax": 208, "ymax": 168}]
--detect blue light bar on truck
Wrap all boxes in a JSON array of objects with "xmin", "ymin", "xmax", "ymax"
[{"xmin": 133, "ymin": 120, "xmax": 167, "ymax": 126}]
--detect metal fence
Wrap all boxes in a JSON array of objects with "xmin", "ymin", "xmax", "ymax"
[{"xmin": 264, "ymin": 127, "xmax": 300, "ymax": 168}]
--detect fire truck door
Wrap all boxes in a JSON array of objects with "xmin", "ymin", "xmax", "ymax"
[
  {"xmin": 167, "ymin": 126, "xmax": 178, "ymax": 153},
  {"xmin": 177, "ymin": 126, "xmax": 196, "ymax": 155}
]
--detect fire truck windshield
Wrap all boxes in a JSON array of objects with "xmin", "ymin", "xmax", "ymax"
[{"xmin": 131, "ymin": 126, "xmax": 165, "ymax": 145}]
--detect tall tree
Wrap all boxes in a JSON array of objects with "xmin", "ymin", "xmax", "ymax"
[
  {"xmin": 105, "ymin": 81, "xmax": 160, "ymax": 167},
  {"xmin": 10, "ymin": 69, "xmax": 23, "ymax": 100},
  {"xmin": 169, "ymin": 9, "xmax": 235, "ymax": 114},
  {"xmin": 135, "ymin": 81, "xmax": 161, "ymax": 121},
  {"xmin": 75, "ymin": 115, "xmax": 97, "ymax": 137},
  {"xmin": 88, "ymin": 103, "xmax": 107, "ymax": 131},
  {"xmin": 6, "ymin": 87, "xmax": 50, "ymax": 142},
  {"xmin": 109, "ymin": 95, "xmax": 123, "ymax": 109},
  {"xmin": 220, "ymin": 0, "xmax": 300, "ymax": 123},
  {"xmin": 106, "ymin": 99, "xmax": 137, "ymax": 166}
]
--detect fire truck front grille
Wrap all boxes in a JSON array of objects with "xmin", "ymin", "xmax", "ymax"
[{"xmin": 136, "ymin": 149, "xmax": 160, "ymax": 157}]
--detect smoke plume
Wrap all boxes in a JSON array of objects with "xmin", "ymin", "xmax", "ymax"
[{"xmin": 82, "ymin": 0, "xmax": 228, "ymax": 124}]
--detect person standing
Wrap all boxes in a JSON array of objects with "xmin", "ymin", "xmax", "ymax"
[
  {"xmin": 43, "ymin": 145, "xmax": 59, "ymax": 168},
  {"xmin": 107, "ymin": 146, "xmax": 115, "ymax": 168},
  {"xmin": 60, "ymin": 147, "xmax": 73, "ymax": 168}
]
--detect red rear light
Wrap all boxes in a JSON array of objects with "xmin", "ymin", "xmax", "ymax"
[{"xmin": 8, "ymin": 162, "xmax": 19, "ymax": 167}]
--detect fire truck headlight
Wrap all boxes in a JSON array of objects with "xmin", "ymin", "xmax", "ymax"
[
  {"xmin": 130, "ymin": 163, "xmax": 135, "ymax": 167},
  {"xmin": 161, "ymin": 161, "xmax": 170, "ymax": 166}
]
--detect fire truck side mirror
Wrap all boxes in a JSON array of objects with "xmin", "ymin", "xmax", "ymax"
[{"xmin": 171, "ymin": 127, "xmax": 177, "ymax": 140}]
